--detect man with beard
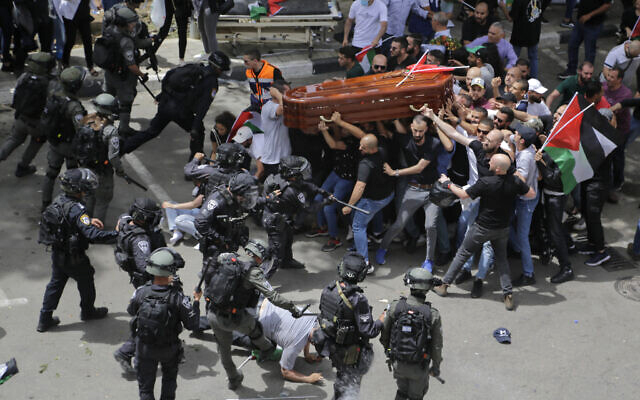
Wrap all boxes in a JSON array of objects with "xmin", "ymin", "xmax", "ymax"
[
  {"xmin": 526, "ymin": 79, "xmax": 551, "ymax": 116},
  {"xmin": 546, "ymin": 61, "xmax": 595, "ymax": 108},
  {"xmin": 462, "ymin": 2, "xmax": 495, "ymax": 45}
]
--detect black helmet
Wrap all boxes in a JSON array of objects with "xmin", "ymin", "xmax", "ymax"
[
  {"xmin": 429, "ymin": 180, "xmax": 458, "ymax": 208},
  {"xmin": 217, "ymin": 252, "xmax": 240, "ymax": 268},
  {"xmin": 279, "ymin": 155, "xmax": 310, "ymax": 180},
  {"xmin": 208, "ymin": 51, "xmax": 231, "ymax": 72},
  {"xmin": 244, "ymin": 239, "xmax": 268, "ymax": 259},
  {"xmin": 92, "ymin": 93, "xmax": 119, "ymax": 118},
  {"xmin": 403, "ymin": 267, "xmax": 434, "ymax": 292},
  {"xmin": 115, "ymin": 7, "xmax": 139, "ymax": 26},
  {"xmin": 228, "ymin": 172, "xmax": 259, "ymax": 210},
  {"xmin": 60, "ymin": 66, "xmax": 86, "ymax": 93},
  {"xmin": 130, "ymin": 197, "xmax": 162, "ymax": 228},
  {"xmin": 25, "ymin": 52, "xmax": 55, "ymax": 75},
  {"xmin": 146, "ymin": 247, "xmax": 185, "ymax": 277},
  {"xmin": 337, "ymin": 251, "xmax": 368, "ymax": 283},
  {"xmin": 60, "ymin": 168, "xmax": 99, "ymax": 194},
  {"xmin": 216, "ymin": 143, "xmax": 247, "ymax": 169}
]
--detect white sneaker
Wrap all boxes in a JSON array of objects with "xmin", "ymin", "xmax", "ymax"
[
  {"xmin": 193, "ymin": 243, "xmax": 200, "ymax": 250},
  {"xmin": 366, "ymin": 263, "xmax": 375, "ymax": 275},
  {"xmin": 169, "ymin": 231, "xmax": 183, "ymax": 246},
  {"xmin": 346, "ymin": 226, "xmax": 354, "ymax": 241},
  {"xmin": 416, "ymin": 234, "xmax": 426, "ymax": 245}
]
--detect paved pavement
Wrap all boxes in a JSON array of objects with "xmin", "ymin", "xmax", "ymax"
[{"xmin": 1, "ymin": 6, "xmax": 640, "ymax": 400}]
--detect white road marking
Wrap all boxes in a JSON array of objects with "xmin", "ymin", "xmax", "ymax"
[
  {"xmin": 540, "ymin": 48, "xmax": 569, "ymax": 68},
  {"xmin": 0, "ymin": 289, "xmax": 28, "ymax": 308},
  {"xmin": 123, "ymin": 154, "xmax": 174, "ymax": 203}
]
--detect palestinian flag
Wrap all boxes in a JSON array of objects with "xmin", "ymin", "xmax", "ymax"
[
  {"xmin": 544, "ymin": 94, "xmax": 625, "ymax": 194},
  {"xmin": 355, "ymin": 45, "xmax": 376, "ymax": 74},
  {"xmin": 227, "ymin": 111, "xmax": 263, "ymax": 142},
  {"xmin": 630, "ymin": 15, "xmax": 640, "ymax": 40}
]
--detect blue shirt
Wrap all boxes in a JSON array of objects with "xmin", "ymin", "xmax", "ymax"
[{"xmin": 466, "ymin": 36, "xmax": 518, "ymax": 68}]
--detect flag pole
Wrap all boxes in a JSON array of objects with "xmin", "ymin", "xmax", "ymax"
[
  {"xmin": 396, "ymin": 49, "xmax": 429, "ymax": 87},
  {"xmin": 541, "ymin": 101, "xmax": 595, "ymax": 151},
  {"xmin": 629, "ymin": 15, "xmax": 640, "ymax": 39}
]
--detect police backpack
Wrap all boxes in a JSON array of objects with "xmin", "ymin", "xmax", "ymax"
[
  {"xmin": 204, "ymin": 256, "xmax": 257, "ymax": 313},
  {"xmin": 38, "ymin": 200, "xmax": 72, "ymax": 247},
  {"xmin": 12, "ymin": 74, "xmax": 49, "ymax": 119},
  {"xmin": 93, "ymin": 36, "xmax": 122, "ymax": 73},
  {"xmin": 389, "ymin": 298, "xmax": 432, "ymax": 364},
  {"xmin": 162, "ymin": 63, "xmax": 209, "ymax": 98},
  {"xmin": 135, "ymin": 288, "xmax": 176, "ymax": 345},
  {"xmin": 72, "ymin": 125, "xmax": 109, "ymax": 170},
  {"xmin": 41, "ymin": 95, "xmax": 73, "ymax": 145}
]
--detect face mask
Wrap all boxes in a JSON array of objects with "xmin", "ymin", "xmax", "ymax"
[{"xmin": 360, "ymin": 0, "xmax": 368, "ymax": 5}]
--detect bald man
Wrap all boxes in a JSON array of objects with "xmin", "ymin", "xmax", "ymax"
[
  {"xmin": 342, "ymin": 134, "xmax": 394, "ymax": 272},
  {"xmin": 601, "ymin": 40, "xmax": 640, "ymax": 89},
  {"xmin": 433, "ymin": 152, "xmax": 535, "ymax": 310},
  {"xmin": 369, "ymin": 54, "xmax": 388, "ymax": 74}
]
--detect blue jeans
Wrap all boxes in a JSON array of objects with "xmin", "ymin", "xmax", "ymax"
[
  {"xmin": 164, "ymin": 206, "xmax": 201, "ymax": 238},
  {"xmin": 567, "ymin": 22, "xmax": 603, "ymax": 72},
  {"xmin": 513, "ymin": 45, "xmax": 538, "ymax": 79},
  {"xmin": 315, "ymin": 171, "xmax": 354, "ymax": 238},
  {"xmin": 352, "ymin": 194, "xmax": 394, "ymax": 262},
  {"xmin": 436, "ymin": 208, "xmax": 450, "ymax": 253},
  {"xmin": 509, "ymin": 194, "xmax": 539, "ymax": 277},
  {"xmin": 633, "ymin": 218, "xmax": 640, "ymax": 255},
  {"xmin": 459, "ymin": 200, "xmax": 494, "ymax": 279}
]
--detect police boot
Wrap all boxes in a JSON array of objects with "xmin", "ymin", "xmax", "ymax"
[
  {"xmin": 394, "ymin": 391, "xmax": 409, "ymax": 400},
  {"xmin": 550, "ymin": 265, "xmax": 574, "ymax": 284},
  {"xmin": 283, "ymin": 258, "xmax": 305, "ymax": 269},
  {"xmin": 15, "ymin": 163, "xmax": 36, "ymax": 178},
  {"xmin": 228, "ymin": 370, "xmax": 244, "ymax": 390},
  {"xmin": 37, "ymin": 311, "xmax": 60, "ymax": 332},
  {"xmin": 80, "ymin": 307, "xmax": 108, "ymax": 321}
]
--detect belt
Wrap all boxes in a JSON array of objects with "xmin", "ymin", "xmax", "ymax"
[{"xmin": 408, "ymin": 182, "xmax": 433, "ymax": 190}]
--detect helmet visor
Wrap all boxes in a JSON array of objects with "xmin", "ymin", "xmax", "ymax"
[{"xmin": 238, "ymin": 187, "xmax": 259, "ymax": 210}]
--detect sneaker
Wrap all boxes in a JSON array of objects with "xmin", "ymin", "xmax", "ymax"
[
  {"xmin": 114, "ymin": 351, "xmax": 135, "ymax": 374},
  {"xmin": 560, "ymin": 20, "xmax": 575, "ymax": 29},
  {"xmin": 585, "ymin": 251, "xmax": 611, "ymax": 267},
  {"xmin": 228, "ymin": 370, "xmax": 244, "ymax": 390},
  {"xmin": 368, "ymin": 231, "xmax": 384, "ymax": 244},
  {"xmin": 454, "ymin": 269, "xmax": 472, "ymax": 285},
  {"xmin": 0, "ymin": 358, "xmax": 18, "ymax": 384},
  {"xmin": 193, "ymin": 243, "xmax": 200, "ymax": 250},
  {"xmin": 576, "ymin": 242, "xmax": 596, "ymax": 255},
  {"xmin": 366, "ymin": 262, "xmax": 375, "ymax": 275},
  {"xmin": 470, "ymin": 279, "xmax": 483, "ymax": 298},
  {"xmin": 433, "ymin": 284, "xmax": 448, "ymax": 297},
  {"xmin": 306, "ymin": 228, "xmax": 328, "ymax": 238},
  {"xmin": 80, "ymin": 307, "xmax": 108, "ymax": 321},
  {"xmin": 550, "ymin": 265, "xmax": 574, "ymax": 283},
  {"xmin": 557, "ymin": 69, "xmax": 574, "ymax": 80},
  {"xmin": 512, "ymin": 273, "xmax": 536, "ymax": 287},
  {"xmin": 375, "ymin": 248, "xmax": 387, "ymax": 265},
  {"xmin": 322, "ymin": 238, "xmax": 343, "ymax": 252},
  {"xmin": 346, "ymin": 227, "xmax": 354, "ymax": 241},
  {"xmin": 568, "ymin": 243, "xmax": 577, "ymax": 254},
  {"xmin": 627, "ymin": 243, "xmax": 640, "ymax": 261},
  {"xmin": 573, "ymin": 218, "xmax": 587, "ymax": 231},
  {"xmin": 36, "ymin": 313, "xmax": 60, "ymax": 333},
  {"xmin": 169, "ymin": 230, "xmax": 183, "ymax": 246},
  {"xmin": 421, "ymin": 259, "xmax": 433, "ymax": 272},
  {"xmin": 252, "ymin": 347, "xmax": 283, "ymax": 362},
  {"xmin": 504, "ymin": 293, "xmax": 515, "ymax": 311},
  {"xmin": 15, "ymin": 163, "xmax": 36, "ymax": 177}
]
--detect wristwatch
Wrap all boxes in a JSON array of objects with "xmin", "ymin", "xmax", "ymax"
[{"xmin": 394, "ymin": 170, "xmax": 399, "ymax": 177}]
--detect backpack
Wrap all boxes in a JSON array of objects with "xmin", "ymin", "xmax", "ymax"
[
  {"xmin": 38, "ymin": 200, "xmax": 72, "ymax": 247},
  {"xmin": 135, "ymin": 288, "xmax": 175, "ymax": 345},
  {"xmin": 204, "ymin": 258, "xmax": 256, "ymax": 313},
  {"xmin": 41, "ymin": 95, "xmax": 73, "ymax": 145},
  {"xmin": 389, "ymin": 298, "xmax": 432, "ymax": 364},
  {"xmin": 162, "ymin": 63, "xmax": 208, "ymax": 98},
  {"xmin": 72, "ymin": 125, "xmax": 108, "ymax": 170},
  {"xmin": 12, "ymin": 73, "xmax": 49, "ymax": 119},
  {"xmin": 93, "ymin": 36, "xmax": 122, "ymax": 73}
]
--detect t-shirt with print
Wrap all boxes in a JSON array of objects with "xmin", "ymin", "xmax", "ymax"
[
  {"xmin": 398, "ymin": 133, "xmax": 441, "ymax": 185},
  {"xmin": 348, "ymin": 0, "xmax": 389, "ymax": 48},
  {"xmin": 466, "ymin": 174, "xmax": 530, "ymax": 229},
  {"xmin": 357, "ymin": 149, "xmax": 393, "ymax": 200},
  {"xmin": 333, "ymin": 136, "xmax": 361, "ymax": 181}
]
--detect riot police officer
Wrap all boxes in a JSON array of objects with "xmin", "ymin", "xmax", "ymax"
[
  {"xmin": 244, "ymin": 238, "xmax": 275, "ymax": 278},
  {"xmin": 194, "ymin": 172, "xmax": 258, "ymax": 261},
  {"xmin": 37, "ymin": 168, "xmax": 118, "ymax": 332},
  {"xmin": 121, "ymin": 51, "xmax": 231, "ymax": 158},
  {"xmin": 0, "ymin": 52, "xmax": 55, "ymax": 177},
  {"xmin": 204, "ymin": 252, "xmax": 303, "ymax": 390},
  {"xmin": 313, "ymin": 252, "xmax": 383, "ymax": 399},
  {"xmin": 127, "ymin": 248, "xmax": 200, "ymax": 400},
  {"xmin": 102, "ymin": 7, "xmax": 147, "ymax": 135},
  {"xmin": 41, "ymin": 67, "xmax": 87, "ymax": 211},
  {"xmin": 184, "ymin": 144, "xmax": 248, "ymax": 194},
  {"xmin": 76, "ymin": 93, "xmax": 125, "ymax": 221},
  {"xmin": 261, "ymin": 155, "xmax": 329, "ymax": 274},
  {"xmin": 380, "ymin": 268, "xmax": 444, "ymax": 400}
]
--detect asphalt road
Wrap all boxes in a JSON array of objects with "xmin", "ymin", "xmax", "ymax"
[{"xmin": 1, "ymin": 34, "xmax": 640, "ymax": 400}]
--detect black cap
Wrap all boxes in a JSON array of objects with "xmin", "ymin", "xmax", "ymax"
[
  {"xmin": 515, "ymin": 124, "xmax": 537, "ymax": 147},
  {"xmin": 497, "ymin": 92, "xmax": 517, "ymax": 104}
]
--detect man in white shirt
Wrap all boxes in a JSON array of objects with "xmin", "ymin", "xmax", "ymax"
[
  {"xmin": 342, "ymin": 0, "xmax": 388, "ymax": 50},
  {"xmin": 260, "ymin": 81, "xmax": 292, "ymax": 178},
  {"xmin": 601, "ymin": 40, "xmax": 640, "ymax": 89},
  {"xmin": 526, "ymin": 79, "xmax": 551, "ymax": 117},
  {"xmin": 232, "ymin": 126, "xmax": 266, "ymax": 179}
]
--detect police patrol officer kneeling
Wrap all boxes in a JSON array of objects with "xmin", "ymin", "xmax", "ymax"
[
  {"xmin": 128, "ymin": 248, "xmax": 200, "ymax": 400},
  {"xmin": 380, "ymin": 268, "xmax": 443, "ymax": 400}
]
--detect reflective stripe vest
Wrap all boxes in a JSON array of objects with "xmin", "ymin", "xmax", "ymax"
[{"xmin": 246, "ymin": 60, "xmax": 276, "ymax": 108}]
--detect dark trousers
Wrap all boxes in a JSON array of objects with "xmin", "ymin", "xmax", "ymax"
[
  {"xmin": 62, "ymin": 14, "xmax": 94, "ymax": 69},
  {"xmin": 13, "ymin": 12, "xmax": 53, "ymax": 70},
  {"xmin": 262, "ymin": 163, "xmax": 280, "ymax": 180},
  {"xmin": 0, "ymin": 3, "xmax": 14, "ymax": 62},
  {"xmin": 136, "ymin": 341, "xmax": 180, "ymax": 400},
  {"xmin": 157, "ymin": 0, "xmax": 189, "ymax": 59},
  {"xmin": 41, "ymin": 252, "xmax": 96, "ymax": 313},
  {"xmin": 330, "ymin": 346, "xmax": 373, "ymax": 400},
  {"xmin": 567, "ymin": 22, "xmax": 603, "ymax": 72},
  {"xmin": 543, "ymin": 193, "xmax": 573, "ymax": 268},
  {"xmin": 580, "ymin": 180, "xmax": 607, "ymax": 251},
  {"xmin": 611, "ymin": 143, "xmax": 626, "ymax": 189},
  {"xmin": 263, "ymin": 211, "xmax": 293, "ymax": 277}
]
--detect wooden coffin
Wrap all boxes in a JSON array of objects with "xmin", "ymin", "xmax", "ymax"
[{"xmin": 283, "ymin": 70, "xmax": 454, "ymax": 132}]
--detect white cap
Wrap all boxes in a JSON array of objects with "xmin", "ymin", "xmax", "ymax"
[
  {"xmin": 527, "ymin": 78, "xmax": 547, "ymax": 94},
  {"xmin": 470, "ymin": 77, "xmax": 485, "ymax": 88},
  {"xmin": 232, "ymin": 126, "xmax": 253, "ymax": 143}
]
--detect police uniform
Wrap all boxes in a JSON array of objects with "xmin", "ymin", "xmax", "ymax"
[
  {"xmin": 128, "ymin": 282, "xmax": 200, "ymax": 400},
  {"xmin": 41, "ymin": 85, "xmax": 86, "ymax": 210},
  {"xmin": 38, "ymin": 193, "xmax": 118, "ymax": 328},
  {"xmin": 316, "ymin": 279, "xmax": 382, "ymax": 399},
  {"xmin": 205, "ymin": 254, "xmax": 300, "ymax": 389},
  {"xmin": 380, "ymin": 294, "xmax": 443, "ymax": 400}
]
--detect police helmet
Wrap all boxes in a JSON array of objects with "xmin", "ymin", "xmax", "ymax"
[
  {"xmin": 25, "ymin": 52, "xmax": 55, "ymax": 76},
  {"xmin": 403, "ymin": 267, "xmax": 434, "ymax": 292},
  {"xmin": 217, "ymin": 252, "xmax": 240, "ymax": 266},
  {"xmin": 244, "ymin": 239, "xmax": 268, "ymax": 259},
  {"xmin": 208, "ymin": 51, "xmax": 231, "ymax": 72},
  {"xmin": 279, "ymin": 155, "xmax": 310, "ymax": 180},
  {"xmin": 216, "ymin": 143, "xmax": 246, "ymax": 169},
  {"xmin": 60, "ymin": 168, "xmax": 99, "ymax": 194},
  {"xmin": 92, "ymin": 93, "xmax": 119, "ymax": 118},
  {"xmin": 60, "ymin": 66, "xmax": 86, "ymax": 93},
  {"xmin": 429, "ymin": 180, "xmax": 458, "ymax": 208},
  {"xmin": 130, "ymin": 197, "xmax": 162, "ymax": 228},
  {"xmin": 337, "ymin": 251, "xmax": 368, "ymax": 283},
  {"xmin": 146, "ymin": 247, "xmax": 185, "ymax": 277},
  {"xmin": 115, "ymin": 7, "xmax": 139, "ymax": 26},
  {"xmin": 228, "ymin": 172, "xmax": 259, "ymax": 210}
]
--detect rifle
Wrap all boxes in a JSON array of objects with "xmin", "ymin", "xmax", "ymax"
[{"xmin": 119, "ymin": 173, "xmax": 148, "ymax": 191}]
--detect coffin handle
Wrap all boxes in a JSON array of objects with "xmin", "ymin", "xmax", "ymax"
[
  {"xmin": 409, "ymin": 104, "xmax": 427, "ymax": 112},
  {"xmin": 319, "ymin": 115, "xmax": 331, "ymax": 122}
]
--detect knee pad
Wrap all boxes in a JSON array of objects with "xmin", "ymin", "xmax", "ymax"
[{"xmin": 248, "ymin": 320, "xmax": 264, "ymax": 340}]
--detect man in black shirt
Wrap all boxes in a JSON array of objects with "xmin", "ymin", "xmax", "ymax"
[
  {"xmin": 434, "ymin": 154, "xmax": 535, "ymax": 310},
  {"xmin": 376, "ymin": 113, "xmax": 453, "ymax": 271},
  {"xmin": 388, "ymin": 37, "xmax": 417, "ymax": 71},
  {"xmin": 342, "ymin": 134, "xmax": 394, "ymax": 272},
  {"xmin": 462, "ymin": 2, "xmax": 496, "ymax": 45}
]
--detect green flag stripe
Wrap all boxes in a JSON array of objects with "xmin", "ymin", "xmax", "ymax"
[{"xmin": 544, "ymin": 146, "xmax": 578, "ymax": 194}]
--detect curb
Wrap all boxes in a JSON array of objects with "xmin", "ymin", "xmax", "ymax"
[{"xmin": 536, "ymin": 23, "xmax": 618, "ymax": 48}]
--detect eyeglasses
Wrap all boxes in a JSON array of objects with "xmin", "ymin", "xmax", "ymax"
[
  {"xmin": 477, "ymin": 128, "xmax": 490, "ymax": 135},
  {"xmin": 494, "ymin": 116, "xmax": 504, "ymax": 123},
  {"xmin": 373, "ymin": 65, "xmax": 386, "ymax": 70}
]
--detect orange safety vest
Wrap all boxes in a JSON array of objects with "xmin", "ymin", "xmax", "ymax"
[{"xmin": 246, "ymin": 60, "xmax": 276, "ymax": 109}]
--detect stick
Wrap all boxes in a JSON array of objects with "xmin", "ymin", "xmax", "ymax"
[
  {"xmin": 396, "ymin": 48, "xmax": 429, "ymax": 87},
  {"xmin": 121, "ymin": 173, "xmax": 148, "ymax": 191},
  {"xmin": 237, "ymin": 354, "xmax": 255, "ymax": 370},
  {"xmin": 460, "ymin": 0, "xmax": 475, "ymax": 10},
  {"xmin": 138, "ymin": 77, "xmax": 157, "ymax": 101},
  {"xmin": 540, "ymin": 101, "xmax": 594, "ymax": 151},
  {"xmin": 331, "ymin": 197, "xmax": 371, "ymax": 215},
  {"xmin": 434, "ymin": 375, "xmax": 446, "ymax": 384}
]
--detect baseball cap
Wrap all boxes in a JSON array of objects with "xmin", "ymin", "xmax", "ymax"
[
  {"xmin": 527, "ymin": 78, "xmax": 548, "ymax": 94},
  {"xmin": 232, "ymin": 126, "xmax": 254, "ymax": 144},
  {"xmin": 467, "ymin": 45, "xmax": 485, "ymax": 54},
  {"xmin": 515, "ymin": 123, "xmax": 537, "ymax": 147},
  {"xmin": 493, "ymin": 327, "xmax": 511, "ymax": 344},
  {"xmin": 470, "ymin": 77, "xmax": 485, "ymax": 88},
  {"xmin": 497, "ymin": 92, "xmax": 517, "ymax": 103}
]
